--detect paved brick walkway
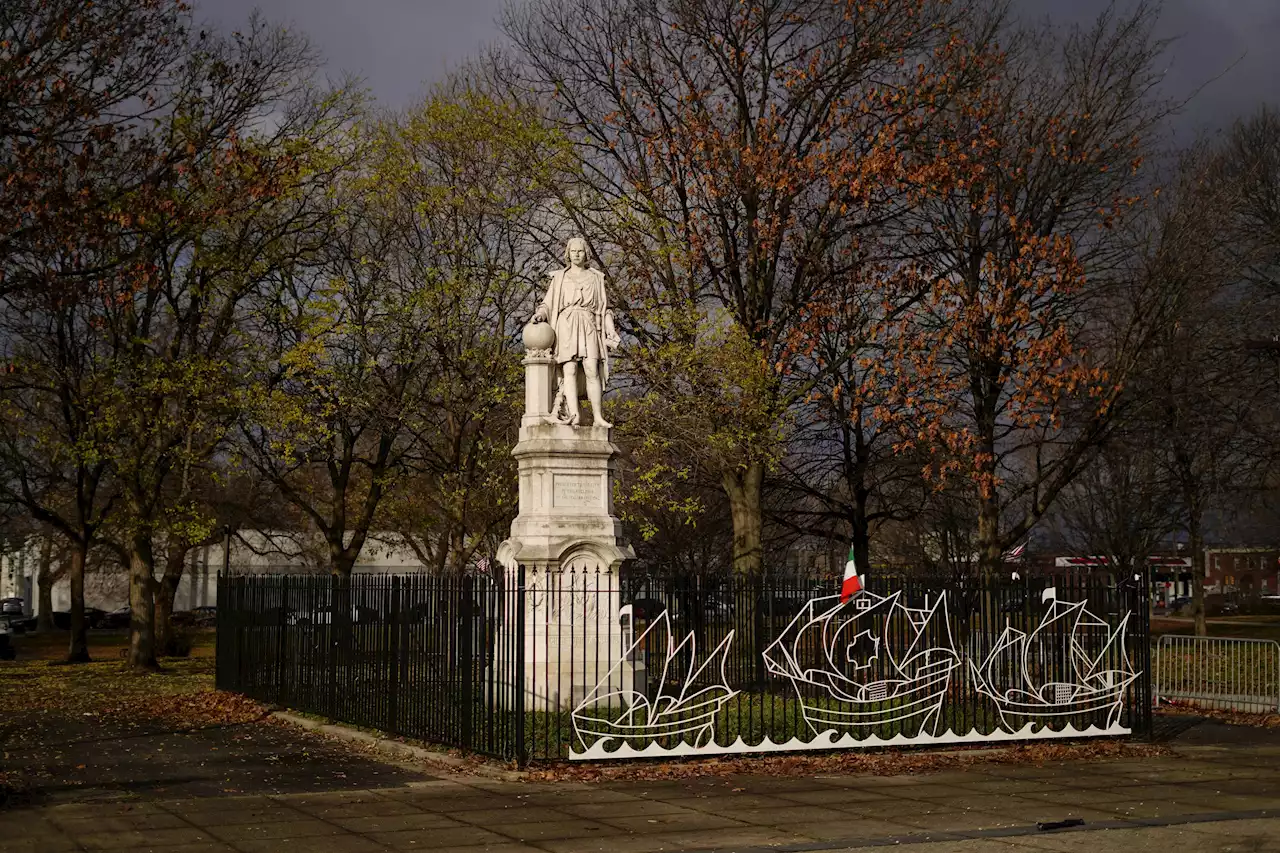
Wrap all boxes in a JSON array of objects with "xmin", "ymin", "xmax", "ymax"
[{"xmin": 4, "ymin": 721, "xmax": 1279, "ymax": 852}]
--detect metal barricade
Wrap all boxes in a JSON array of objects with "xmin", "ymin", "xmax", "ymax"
[{"xmin": 1155, "ymin": 634, "xmax": 1280, "ymax": 713}]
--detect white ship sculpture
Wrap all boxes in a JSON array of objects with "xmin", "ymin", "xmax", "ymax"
[
  {"xmin": 970, "ymin": 587, "xmax": 1138, "ymax": 732},
  {"xmin": 763, "ymin": 589, "xmax": 960, "ymax": 738},
  {"xmin": 572, "ymin": 611, "xmax": 737, "ymax": 751}
]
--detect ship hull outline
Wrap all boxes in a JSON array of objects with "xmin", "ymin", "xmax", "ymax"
[{"xmin": 765, "ymin": 591, "xmax": 960, "ymax": 738}]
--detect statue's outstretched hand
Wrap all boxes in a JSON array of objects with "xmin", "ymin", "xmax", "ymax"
[{"xmin": 532, "ymin": 305, "xmax": 549, "ymax": 324}]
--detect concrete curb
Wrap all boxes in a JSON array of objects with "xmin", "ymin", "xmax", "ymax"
[{"xmin": 271, "ymin": 711, "xmax": 527, "ymax": 782}]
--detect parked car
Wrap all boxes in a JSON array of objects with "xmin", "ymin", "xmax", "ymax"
[
  {"xmin": 756, "ymin": 590, "xmax": 812, "ymax": 619},
  {"xmin": 1, "ymin": 597, "xmax": 23, "ymax": 615},
  {"xmin": 701, "ymin": 592, "xmax": 734, "ymax": 617},
  {"xmin": 1211, "ymin": 599, "xmax": 1240, "ymax": 617},
  {"xmin": 100, "ymin": 606, "xmax": 131, "ymax": 629},
  {"xmin": 400, "ymin": 600, "xmax": 487, "ymax": 623},
  {"xmin": 249, "ymin": 605, "xmax": 290, "ymax": 626},
  {"xmin": 176, "ymin": 606, "xmax": 217, "ymax": 628},
  {"xmin": 1000, "ymin": 595, "xmax": 1029, "ymax": 614},
  {"xmin": 0, "ymin": 613, "xmax": 36, "ymax": 634},
  {"xmin": 285, "ymin": 604, "xmax": 379, "ymax": 627},
  {"xmin": 628, "ymin": 597, "xmax": 669, "ymax": 621},
  {"xmin": 52, "ymin": 608, "xmax": 107, "ymax": 630}
]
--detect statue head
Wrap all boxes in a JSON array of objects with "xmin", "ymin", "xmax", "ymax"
[{"xmin": 563, "ymin": 237, "xmax": 590, "ymax": 269}]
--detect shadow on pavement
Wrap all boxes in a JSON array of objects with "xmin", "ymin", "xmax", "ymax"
[
  {"xmin": 2, "ymin": 713, "xmax": 434, "ymax": 808},
  {"xmin": 1171, "ymin": 717, "xmax": 1280, "ymax": 747}
]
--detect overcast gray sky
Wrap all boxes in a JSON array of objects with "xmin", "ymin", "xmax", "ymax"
[{"xmin": 203, "ymin": 0, "xmax": 1278, "ymax": 132}]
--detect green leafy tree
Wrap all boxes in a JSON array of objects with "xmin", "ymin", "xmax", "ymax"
[
  {"xmin": 0, "ymin": 0, "xmax": 195, "ymax": 663},
  {"xmin": 0, "ymin": 12, "xmax": 355, "ymax": 667},
  {"xmin": 241, "ymin": 84, "xmax": 568, "ymax": 576}
]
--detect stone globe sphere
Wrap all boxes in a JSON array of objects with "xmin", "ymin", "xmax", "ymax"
[{"xmin": 523, "ymin": 321, "xmax": 555, "ymax": 351}]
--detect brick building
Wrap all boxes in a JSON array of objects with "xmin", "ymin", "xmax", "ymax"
[{"xmin": 1203, "ymin": 548, "xmax": 1280, "ymax": 597}]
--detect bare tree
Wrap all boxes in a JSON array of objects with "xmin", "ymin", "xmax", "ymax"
[
  {"xmin": 81, "ymin": 19, "xmax": 352, "ymax": 671},
  {"xmin": 1219, "ymin": 106, "xmax": 1280, "ymax": 294},
  {"xmin": 890, "ymin": 3, "xmax": 1180, "ymax": 577},
  {"xmin": 0, "ymin": 0, "xmax": 186, "ymax": 299},
  {"xmin": 1056, "ymin": 438, "xmax": 1179, "ymax": 580},
  {"xmin": 1143, "ymin": 141, "xmax": 1280, "ymax": 635},
  {"xmin": 769, "ymin": 269, "xmax": 929, "ymax": 572},
  {"xmin": 0, "ymin": 283, "xmax": 123, "ymax": 661},
  {"xmin": 503, "ymin": 0, "xmax": 1001, "ymax": 575}
]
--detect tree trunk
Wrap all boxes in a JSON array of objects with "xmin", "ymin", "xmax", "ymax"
[
  {"xmin": 723, "ymin": 462, "xmax": 764, "ymax": 576},
  {"xmin": 723, "ymin": 461, "xmax": 765, "ymax": 685},
  {"xmin": 326, "ymin": 525, "xmax": 359, "ymax": 664},
  {"xmin": 331, "ymin": 552, "xmax": 356, "ymax": 577},
  {"xmin": 154, "ymin": 582, "xmax": 176, "ymax": 654},
  {"xmin": 328, "ymin": 528, "xmax": 359, "ymax": 577},
  {"xmin": 37, "ymin": 536, "xmax": 55, "ymax": 632},
  {"xmin": 849, "ymin": 491, "xmax": 871, "ymax": 578},
  {"xmin": 847, "ymin": 411, "xmax": 873, "ymax": 576},
  {"xmin": 1189, "ymin": 514, "xmax": 1207, "ymax": 637},
  {"xmin": 976, "ymin": 490, "xmax": 1002, "ymax": 580},
  {"xmin": 67, "ymin": 542, "xmax": 90, "ymax": 663},
  {"xmin": 154, "ymin": 545, "xmax": 189, "ymax": 654},
  {"xmin": 127, "ymin": 533, "xmax": 159, "ymax": 671}
]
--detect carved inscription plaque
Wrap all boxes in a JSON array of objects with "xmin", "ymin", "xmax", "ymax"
[{"xmin": 553, "ymin": 473, "xmax": 601, "ymax": 508}]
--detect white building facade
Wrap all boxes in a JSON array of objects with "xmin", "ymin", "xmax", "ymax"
[{"xmin": 0, "ymin": 531, "xmax": 431, "ymax": 617}]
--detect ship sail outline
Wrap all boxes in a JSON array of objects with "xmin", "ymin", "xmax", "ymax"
[
  {"xmin": 572, "ymin": 611, "xmax": 737, "ymax": 750},
  {"xmin": 764, "ymin": 589, "xmax": 960, "ymax": 736},
  {"xmin": 972, "ymin": 589, "xmax": 1138, "ymax": 731}
]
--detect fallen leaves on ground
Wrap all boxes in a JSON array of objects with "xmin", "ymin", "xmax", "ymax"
[
  {"xmin": 1157, "ymin": 701, "xmax": 1280, "ymax": 729},
  {"xmin": 524, "ymin": 739, "xmax": 1167, "ymax": 783},
  {"xmin": 118, "ymin": 689, "xmax": 270, "ymax": 729},
  {"xmin": 0, "ymin": 657, "xmax": 268, "ymax": 748},
  {"xmin": 0, "ymin": 658, "xmax": 214, "ymax": 714}
]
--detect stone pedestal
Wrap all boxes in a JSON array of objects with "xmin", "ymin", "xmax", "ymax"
[{"xmin": 496, "ymin": 351, "xmax": 635, "ymax": 712}]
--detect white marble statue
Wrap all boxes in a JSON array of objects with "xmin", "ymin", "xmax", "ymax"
[{"xmin": 532, "ymin": 237, "xmax": 620, "ymax": 427}]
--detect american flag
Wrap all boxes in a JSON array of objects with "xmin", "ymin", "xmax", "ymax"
[{"xmin": 1004, "ymin": 543, "xmax": 1026, "ymax": 561}]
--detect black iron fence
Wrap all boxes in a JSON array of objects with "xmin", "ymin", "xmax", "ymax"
[{"xmin": 217, "ymin": 568, "xmax": 1152, "ymax": 763}]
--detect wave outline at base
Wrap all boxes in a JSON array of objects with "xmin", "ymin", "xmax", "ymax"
[{"xmin": 568, "ymin": 721, "xmax": 1131, "ymax": 761}]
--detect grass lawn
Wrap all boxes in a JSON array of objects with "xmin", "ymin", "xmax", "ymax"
[
  {"xmin": 0, "ymin": 655, "xmax": 216, "ymax": 716},
  {"xmin": 9, "ymin": 627, "xmax": 216, "ymax": 661},
  {"xmin": 1151, "ymin": 618, "xmax": 1280, "ymax": 643},
  {"xmin": 1, "ymin": 629, "xmax": 220, "ymax": 720},
  {"xmin": 0, "ymin": 628, "xmax": 238, "ymax": 750},
  {"xmin": 0, "ymin": 627, "xmax": 267, "ymax": 795}
]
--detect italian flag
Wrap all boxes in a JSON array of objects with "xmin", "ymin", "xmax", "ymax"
[{"xmin": 840, "ymin": 546, "xmax": 863, "ymax": 603}]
